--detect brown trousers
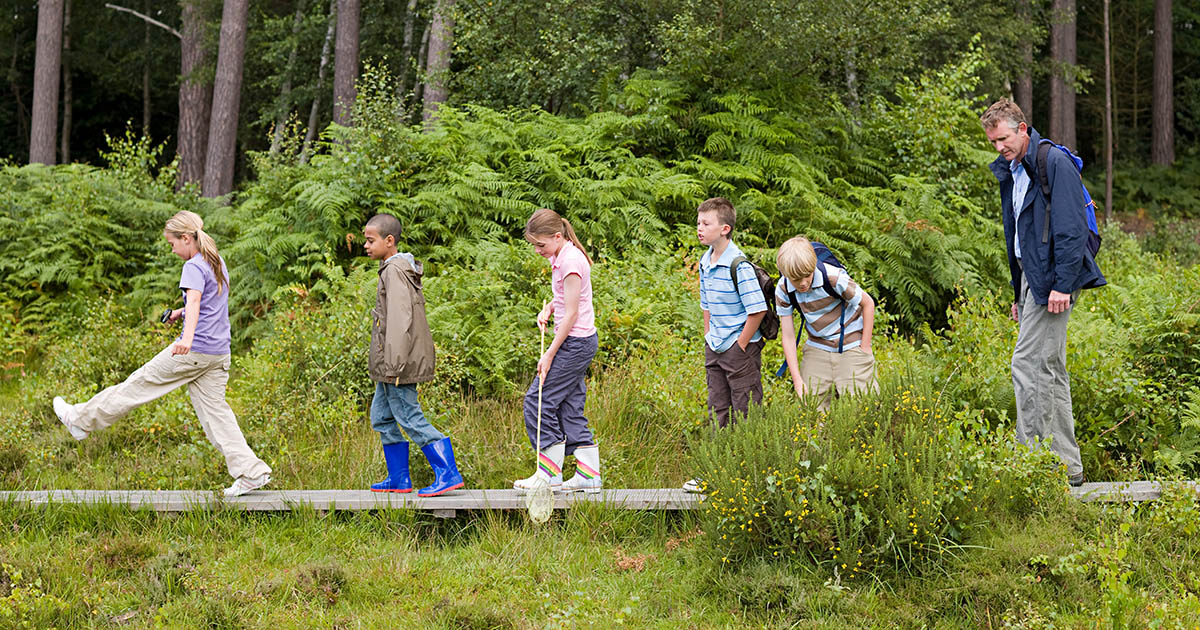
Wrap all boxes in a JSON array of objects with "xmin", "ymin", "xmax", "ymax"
[{"xmin": 705, "ymin": 340, "xmax": 764, "ymax": 428}]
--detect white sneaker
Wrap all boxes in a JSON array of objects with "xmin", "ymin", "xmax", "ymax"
[
  {"xmin": 224, "ymin": 474, "xmax": 271, "ymax": 497},
  {"xmin": 53, "ymin": 397, "xmax": 87, "ymax": 441},
  {"xmin": 682, "ymin": 478, "xmax": 705, "ymax": 493}
]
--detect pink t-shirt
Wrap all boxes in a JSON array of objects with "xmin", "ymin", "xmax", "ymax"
[{"xmin": 550, "ymin": 240, "xmax": 596, "ymax": 337}]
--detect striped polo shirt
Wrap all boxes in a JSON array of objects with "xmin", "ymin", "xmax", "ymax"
[
  {"xmin": 699, "ymin": 242, "xmax": 767, "ymax": 352},
  {"xmin": 775, "ymin": 263, "xmax": 865, "ymax": 352}
]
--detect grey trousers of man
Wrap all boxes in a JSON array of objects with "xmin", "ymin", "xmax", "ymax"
[
  {"xmin": 1012, "ymin": 273, "xmax": 1083, "ymax": 477},
  {"xmin": 64, "ymin": 344, "xmax": 272, "ymax": 480}
]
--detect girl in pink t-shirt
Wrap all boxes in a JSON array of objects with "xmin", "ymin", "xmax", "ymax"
[{"xmin": 513, "ymin": 208, "xmax": 602, "ymax": 493}]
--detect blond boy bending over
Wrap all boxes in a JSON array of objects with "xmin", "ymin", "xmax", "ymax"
[{"xmin": 776, "ymin": 236, "xmax": 877, "ymax": 409}]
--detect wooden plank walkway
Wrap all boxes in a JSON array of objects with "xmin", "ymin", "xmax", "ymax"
[
  {"xmin": 0, "ymin": 489, "xmax": 699, "ymax": 518},
  {"xmin": 0, "ymin": 482, "xmax": 1193, "ymax": 517}
]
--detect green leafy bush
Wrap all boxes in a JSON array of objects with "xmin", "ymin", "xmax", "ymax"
[{"xmin": 691, "ymin": 368, "xmax": 1066, "ymax": 576}]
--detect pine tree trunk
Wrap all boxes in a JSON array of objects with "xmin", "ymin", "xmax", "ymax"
[
  {"xmin": 271, "ymin": 0, "xmax": 308, "ymax": 155},
  {"xmin": 301, "ymin": 0, "xmax": 336, "ymax": 164},
  {"xmin": 422, "ymin": 0, "xmax": 455, "ymax": 124},
  {"xmin": 1104, "ymin": 0, "xmax": 1114, "ymax": 222},
  {"xmin": 1151, "ymin": 0, "xmax": 1174, "ymax": 165},
  {"xmin": 1049, "ymin": 0, "xmax": 1077, "ymax": 150},
  {"xmin": 142, "ymin": 0, "xmax": 151, "ymax": 137},
  {"xmin": 30, "ymin": 0, "xmax": 64, "ymax": 165},
  {"xmin": 414, "ymin": 20, "xmax": 431, "ymax": 113},
  {"xmin": 202, "ymin": 0, "xmax": 250, "ymax": 199},
  {"xmin": 60, "ymin": 0, "xmax": 71, "ymax": 163},
  {"xmin": 397, "ymin": 0, "xmax": 419, "ymax": 99},
  {"xmin": 333, "ymin": 0, "xmax": 360, "ymax": 127},
  {"xmin": 1014, "ymin": 0, "xmax": 1033, "ymax": 121},
  {"xmin": 178, "ymin": 0, "xmax": 212, "ymax": 189}
]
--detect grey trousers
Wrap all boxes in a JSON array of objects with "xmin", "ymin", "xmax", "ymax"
[
  {"xmin": 524, "ymin": 333, "xmax": 598, "ymax": 454},
  {"xmin": 1012, "ymin": 274, "xmax": 1083, "ymax": 477}
]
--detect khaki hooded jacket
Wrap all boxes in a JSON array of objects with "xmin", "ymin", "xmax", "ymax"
[{"xmin": 368, "ymin": 253, "xmax": 436, "ymax": 384}]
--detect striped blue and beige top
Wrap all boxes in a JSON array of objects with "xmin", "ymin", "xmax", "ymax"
[
  {"xmin": 699, "ymin": 242, "xmax": 767, "ymax": 352},
  {"xmin": 775, "ymin": 263, "xmax": 865, "ymax": 352}
]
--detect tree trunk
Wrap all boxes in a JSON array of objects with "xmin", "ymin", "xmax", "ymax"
[
  {"xmin": 844, "ymin": 46, "xmax": 860, "ymax": 115},
  {"xmin": 142, "ymin": 0, "xmax": 151, "ymax": 137},
  {"xmin": 30, "ymin": 0, "xmax": 64, "ymax": 165},
  {"xmin": 1151, "ymin": 0, "xmax": 1174, "ymax": 165},
  {"xmin": 60, "ymin": 0, "xmax": 72, "ymax": 163},
  {"xmin": 301, "ymin": 0, "xmax": 336, "ymax": 164},
  {"xmin": 333, "ymin": 0, "xmax": 360, "ymax": 127},
  {"xmin": 414, "ymin": 20, "xmax": 431, "ymax": 114},
  {"xmin": 1048, "ymin": 0, "xmax": 1077, "ymax": 150},
  {"xmin": 1014, "ymin": 0, "xmax": 1033, "ymax": 121},
  {"xmin": 397, "ymin": 0, "xmax": 419, "ymax": 98},
  {"xmin": 202, "ymin": 0, "xmax": 250, "ymax": 199},
  {"xmin": 178, "ymin": 0, "xmax": 212, "ymax": 189},
  {"xmin": 1104, "ymin": 0, "xmax": 1113, "ymax": 222},
  {"xmin": 422, "ymin": 0, "xmax": 455, "ymax": 124},
  {"xmin": 271, "ymin": 0, "xmax": 308, "ymax": 155}
]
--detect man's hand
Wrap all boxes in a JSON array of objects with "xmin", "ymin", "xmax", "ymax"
[
  {"xmin": 1011, "ymin": 303, "xmax": 1020, "ymax": 322},
  {"xmin": 1047, "ymin": 290, "xmax": 1071, "ymax": 314}
]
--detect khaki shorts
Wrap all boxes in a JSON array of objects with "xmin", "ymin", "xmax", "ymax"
[{"xmin": 799, "ymin": 345, "xmax": 878, "ymax": 410}]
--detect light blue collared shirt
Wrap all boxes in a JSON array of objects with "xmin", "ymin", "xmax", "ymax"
[{"xmin": 1010, "ymin": 159, "xmax": 1030, "ymax": 259}]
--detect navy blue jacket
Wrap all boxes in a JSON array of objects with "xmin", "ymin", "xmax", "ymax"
[{"xmin": 988, "ymin": 127, "xmax": 1106, "ymax": 305}]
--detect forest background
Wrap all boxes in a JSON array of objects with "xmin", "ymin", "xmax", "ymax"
[{"xmin": 3, "ymin": 0, "xmax": 1200, "ymax": 627}]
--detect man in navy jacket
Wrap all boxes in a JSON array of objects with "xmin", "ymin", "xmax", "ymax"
[{"xmin": 981, "ymin": 99, "xmax": 1106, "ymax": 487}]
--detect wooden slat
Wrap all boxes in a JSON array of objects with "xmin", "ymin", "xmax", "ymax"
[
  {"xmin": 0, "ymin": 482, "xmax": 1192, "ymax": 517},
  {"xmin": 1070, "ymin": 480, "xmax": 1200, "ymax": 502},
  {"xmin": 0, "ymin": 488, "xmax": 702, "ymax": 517}
]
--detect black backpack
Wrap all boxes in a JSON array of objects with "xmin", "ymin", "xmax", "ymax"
[
  {"xmin": 775, "ymin": 242, "xmax": 848, "ymax": 377},
  {"xmin": 729, "ymin": 256, "xmax": 780, "ymax": 341}
]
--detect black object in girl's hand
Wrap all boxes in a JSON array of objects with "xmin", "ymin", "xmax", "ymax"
[{"xmin": 160, "ymin": 309, "xmax": 173, "ymax": 324}]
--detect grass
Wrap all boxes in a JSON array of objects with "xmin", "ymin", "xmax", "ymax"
[
  {"xmin": 2, "ymin": 492, "xmax": 1200, "ymax": 627},
  {"xmin": 4, "ymin": 311, "xmax": 1200, "ymax": 626}
]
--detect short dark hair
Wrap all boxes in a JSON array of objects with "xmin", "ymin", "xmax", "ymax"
[
  {"xmin": 697, "ymin": 197, "xmax": 736, "ymax": 234},
  {"xmin": 366, "ymin": 213, "xmax": 403, "ymax": 243}
]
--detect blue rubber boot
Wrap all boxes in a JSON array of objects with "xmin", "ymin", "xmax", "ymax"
[
  {"xmin": 371, "ymin": 441, "xmax": 413, "ymax": 493},
  {"xmin": 418, "ymin": 437, "xmax": 465, "ymax": 497}
]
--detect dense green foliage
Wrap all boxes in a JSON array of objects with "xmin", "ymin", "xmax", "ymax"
[
  {"xmin": 692, "ymin": 368, "xmax": 1065, "ymax": 573},
  {"xmin": 3, "ymin": 23, "xmax": 1200, "ymax": 625}
]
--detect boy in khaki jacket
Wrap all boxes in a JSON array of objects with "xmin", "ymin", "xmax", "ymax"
[{"xmin": 362, "ymin": 213, "xmax": 464, "ymax": 497}]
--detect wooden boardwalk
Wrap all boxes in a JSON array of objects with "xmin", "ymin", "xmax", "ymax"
[
  {"xmin": 0, "ymin": 488, "xmax": 699, "ymax": 518},
  {"xmin": 0, "ymin": 482, "xmax": 1193, "ymax": 517}
]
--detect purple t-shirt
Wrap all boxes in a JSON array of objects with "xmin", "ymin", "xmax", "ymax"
[{"xmin": 179, "ymin": 253, "xmax": 231, "ymax": 354}]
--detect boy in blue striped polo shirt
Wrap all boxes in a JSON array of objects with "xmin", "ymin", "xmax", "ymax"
[
  {"xmin": 697, "ymin": 197, "xmax": 768, "ymax": 425},
  {"xmin": 685, "ymin": 198, "xmax": 767, "ymax": 493}
]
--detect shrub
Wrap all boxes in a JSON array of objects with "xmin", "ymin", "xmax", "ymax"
[{"xmin": 691, "ymin": 369, "xmax": 1065, "ymax": 576}]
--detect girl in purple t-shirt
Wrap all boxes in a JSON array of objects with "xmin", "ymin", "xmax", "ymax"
[
  {"xmin": 52, "ymin": 211, "xmax": 272, "ymax": 497},
  {"xmin": 513, "ymin": 208, "xmax": 602, "ymax": 494}
]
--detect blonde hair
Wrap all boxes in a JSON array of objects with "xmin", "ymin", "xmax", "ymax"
[
  {"xmin": 525, "ymin": 208, "xmax": 593, "ymax": 265},
  {"xmin": 165, "ymin": 210, "xmax": 228, "ymax": 295},
  {"xmin": 776, "ymin": 236, "xmax": 817, "ymax": 283},
  {"xmin": 980, "ymin": 99, "xmax": 1027, "ymax": 132},
  {"xmin": 697, "ymin": 197, "xmax": 736, "ymax": 236}
]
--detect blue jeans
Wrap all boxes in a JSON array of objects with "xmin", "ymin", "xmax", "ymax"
[{"xmin": 370, "ymin": 382, "xmax": 445, "ymax": 448}]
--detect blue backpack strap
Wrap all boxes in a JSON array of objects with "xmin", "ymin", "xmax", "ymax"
[
  {"xmin": 775, "ymin": 283, "xmax": 805, "ymax": 378},
  {"xmin": 1037, "ymin": 141, "xmax": 1054, "ymax": 246}
]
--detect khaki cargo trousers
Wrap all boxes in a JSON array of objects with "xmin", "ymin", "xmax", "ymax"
[{"xmin": 64, "ymin": 345, "xmax": 271, "ymax": 480}]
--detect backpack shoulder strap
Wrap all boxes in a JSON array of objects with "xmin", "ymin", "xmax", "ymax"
[
  {"xmin": 729, "ymin": 255, "xmax": 748, "ymax": 295},
  {"xmin": 1037, "ymin": 140, "xmax": 1054, "ymax": 245}
]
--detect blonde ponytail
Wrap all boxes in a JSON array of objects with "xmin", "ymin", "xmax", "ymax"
[
  {"xmin": 165, "ymin": 211, "xmax": 228, "ymax": 295},
  {"xmin": 525, "ymin": 208, "xmax": 593, "ymax": 265}
]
